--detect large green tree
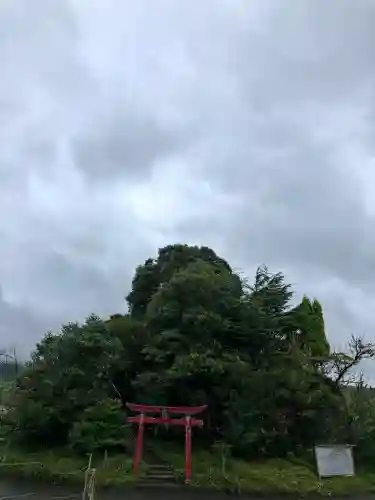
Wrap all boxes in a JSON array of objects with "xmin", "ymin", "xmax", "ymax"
[{"xmin": 126, "ymin": 244, "xmax": 236, "ymax": 318}]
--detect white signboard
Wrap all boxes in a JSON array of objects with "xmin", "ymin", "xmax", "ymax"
[{"xmin": 315, "ymin": 445, "xmax": 355, "ymax": 478}]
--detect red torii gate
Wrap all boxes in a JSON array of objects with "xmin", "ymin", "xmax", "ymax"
[{"xmin": 126, "ymin": 403, "xmax": 207, "ymax": 484}]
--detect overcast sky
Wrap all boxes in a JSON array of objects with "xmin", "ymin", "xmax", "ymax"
[{"xmin": 2, "ymin": 0, "xmax": 375, "ymax": 377}]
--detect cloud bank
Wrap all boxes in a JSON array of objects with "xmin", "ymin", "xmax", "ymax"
[{"xmin": 1, "ymin": 0, "xmax": 375, "ymax": 378}]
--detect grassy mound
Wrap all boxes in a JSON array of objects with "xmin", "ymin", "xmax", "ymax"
[{"xmin": 1, "ymin": 444, "xmax": 375, "ymax": 496}]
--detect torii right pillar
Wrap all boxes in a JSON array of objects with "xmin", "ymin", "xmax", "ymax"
[{"xmin": 185, "ymin": 415, "xmax": 192, "ymax": 483}]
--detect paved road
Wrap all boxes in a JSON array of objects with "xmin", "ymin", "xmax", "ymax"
[
  {"xmin": 0, "ymin": 479, "xmax": 80, "ymax": 500},
  {"xmin": 0, "ymin": 481, "xmax": 192, "ymax": 500},
  {"xmin": 0, "ymin": 481, "xmax": 228, "ymax": 500},
  {"xmin": 2, "ymin": 480, "xmax": 372, "ymax": 500}
]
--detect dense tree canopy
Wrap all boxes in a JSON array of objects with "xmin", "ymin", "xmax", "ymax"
[{"xmin": 2, "ymin": 244, "xmax": 375, "ymax": 461}]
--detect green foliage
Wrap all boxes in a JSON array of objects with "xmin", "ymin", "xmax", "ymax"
[
  {"xmin": 237, "ymin": 265, "xmax": 293, "ymax": 363},
  {"xmin": 126, "ymin": 244, "xmax": 235, "ymax": 318},
  {"xmin": 69, "ymin": 398, "xmax": 128, "ymax": 454},
  {"xmin": 343, "ymin": 381, "xmax": 375, "ymax": 463},
  {"xmin": 290, "ymin": 296, "xmax": 330, "ymax": 359},
  {"xmin": 6, "ymin": 243, "xmax": 375, "ymax": 471},
  {"xmin": 8, "ymin": 315, "xmax": 125, "ymax": 446},
  {"xmin": 104, "ymin": 313, "xmax": 150, "ymax": 403}
]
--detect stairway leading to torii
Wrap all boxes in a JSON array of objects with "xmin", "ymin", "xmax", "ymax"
[{"xmin": 138, "ymin": 463, "xmax": 179, "ymax": 488}]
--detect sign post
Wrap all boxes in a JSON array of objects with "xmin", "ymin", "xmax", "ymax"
[{"xmin": 315, "ymin": 445, "xmax": 355, "ymax": 478}]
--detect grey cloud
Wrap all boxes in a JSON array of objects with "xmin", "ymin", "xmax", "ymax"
[
  {"xmin": 183, "ymin": 0, "xmax": 375, "ymax": 293},
  {"xmin": 23, "ymin": 250, "xmax": 127, "ymax": 319},
  {"xmin": 233, "ymin": 0, "xmax": 375, "ymax": 105},
  {"xmin": 2, "ymin": 0, "xmax": 375, "ymax": 382},
  {"xmin": 0, "ymin": 287, "xmax": 53, "ymax": 357},
  {"xmin": 177, "ymin": 113, "xmax": 369, "ymax": 291},
  {"xmin": 71, "ymin": 107, "xmax": 189, "ymax": 182}
]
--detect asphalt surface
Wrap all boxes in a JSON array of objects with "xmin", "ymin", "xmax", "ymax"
[{"xmin": 1, "ymin": 480, "xmax": 372, "ymax": 500}]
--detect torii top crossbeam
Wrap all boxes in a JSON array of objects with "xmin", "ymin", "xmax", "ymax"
[{"xmin": 126, "ymin": 403, "xmax": 207, "ymax": 415}]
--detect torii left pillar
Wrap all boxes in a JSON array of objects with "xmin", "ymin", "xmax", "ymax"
[{"xmin": 133, "ymin": 412, "xmax": 144, "ymax": 475}]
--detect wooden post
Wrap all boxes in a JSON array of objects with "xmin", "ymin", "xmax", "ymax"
[
  {"xmin": 133, "ymin": 413, "xmax": 144, "ymax": 475},
  {"xmin": 185, "ymin": 415, "xmax": 192, "ymax": 484}
]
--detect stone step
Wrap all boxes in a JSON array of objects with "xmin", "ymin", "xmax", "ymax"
[
  {"xmin": 137, "ymin": 481, "xmax": 181, "ymax": 488},
  {"xmin": 147, "ymin": 464, "xmax": 173, "ymax": 471},
  {"xmin": 145, "ymin": 473, "xmax": 175, "ymax": 481},
  {"xmin": 140, "ymin": 463, "xmax": 177, "ymax": 486}
]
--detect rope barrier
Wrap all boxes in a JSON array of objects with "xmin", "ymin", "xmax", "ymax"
[
  {"xmin": 83, "ymin": 468, "xmax": 96, "ymax": 500},
  {"xmin": 82, "ymin": 454, "xmax": 95, "ymax": 500}
]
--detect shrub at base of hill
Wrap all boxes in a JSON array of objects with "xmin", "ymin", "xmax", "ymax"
[
  {"xmin": 6, "ymin": 315, "xmax": 126, "ymax": 448},
  {"xmin": 68, "ymin": 398, "xmax": 130, "ymax": 455}
]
